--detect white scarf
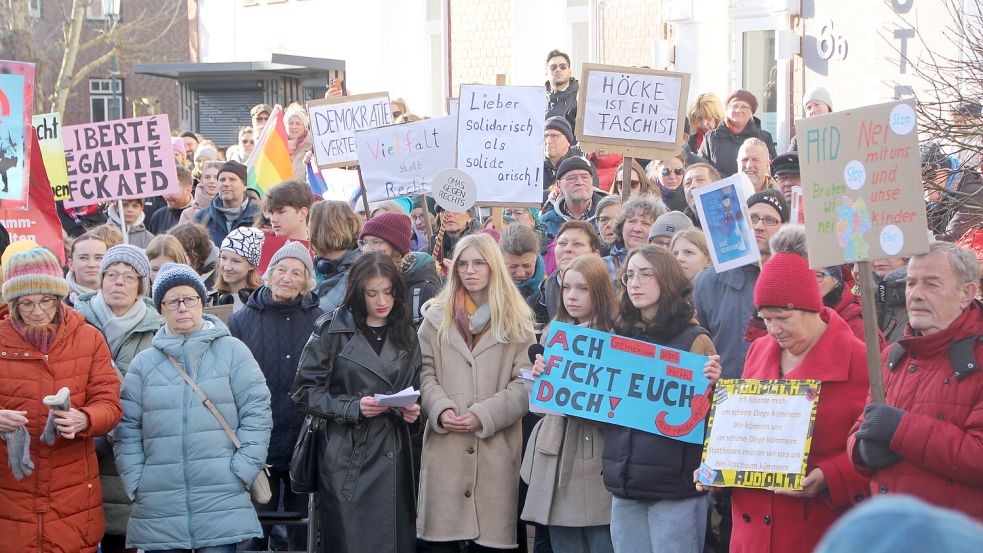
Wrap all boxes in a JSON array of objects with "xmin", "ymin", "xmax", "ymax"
[{"xmin": 90, "ymin": 292, "xmax": 148, "ymax": 355}]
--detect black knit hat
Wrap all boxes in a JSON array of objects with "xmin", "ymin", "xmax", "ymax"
[
  {"xmin": 747, "ymin": 189, "xmax": 790, "ymax": 223},
  {"xmin": 556, "ymin": 156, "xmax": 594, "ymax": 182},
  {"xmin": 218, "ymin": 160, "xmax": 248, "ymax": 183},
  {"xmin": 545, "ymin": 116, "xmax": 575, "ymax": 145}
]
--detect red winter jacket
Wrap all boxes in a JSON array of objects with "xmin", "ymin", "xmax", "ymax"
[
  {"xmin": 0, "ymin": 308, "xmax": 122, "ymax": 553},
  {"xmin": 732, "ymin": 308, "xmax": 870, "ymax": 553},
  {"xmin": 587, "ymin": 152, "xmax": 623, "ymax": 192},
  {"xmin": 848, "ymin": 301, "xmax": 983, "ymax": 521}
]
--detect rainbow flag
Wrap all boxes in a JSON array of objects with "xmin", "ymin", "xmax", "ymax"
[{"xmin": 245, "ymin": 104, "xmax": 293, "ymax": 197}]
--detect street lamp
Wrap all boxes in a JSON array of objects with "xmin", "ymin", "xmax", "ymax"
[{"xmin": 103, "ymin": 0, "xmax": 122, "ymax": 120}]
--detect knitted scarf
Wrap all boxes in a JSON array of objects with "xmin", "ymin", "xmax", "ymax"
[
  {"xmin": 89, "ymin": 292, "xmax": 148, "ymax": 357},
  {"xmin": 11, "ymin": 303, "xmax": 64, "ymax": 354},
  {"xmin": 288, "ymin": 132, "xmax": 310, "ymax": 156},
  {"xmin": 66, "ymin": 272, "xmax": 95, "ymax": 305},
  {"xmin": 452, "ymin": 289, "xmax": 490, "ymax": 350}
]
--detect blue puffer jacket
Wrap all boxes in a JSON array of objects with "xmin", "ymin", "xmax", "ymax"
[
  {"xmin": 113, "ymin": 315, "xmax": 272, "ymax": 551},
  {"xmin": 193, "ymin": 196, "xmax": 261, "ymax": 246}
]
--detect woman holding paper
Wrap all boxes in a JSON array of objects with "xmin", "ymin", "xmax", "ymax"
[
  {"xmin": 523, "ymin": 254, "xmax": 618, "ymax": 553},
  {"xmin": 700, "ymin": 251, "xmax": 870, "ymax": 553},
  {"xmin": 605, "ymin": 245, "xmax": 719, "ymax": 553},
  {"xmin": 291, "ymin": 252, "xmax": 422, "ymax": 553},
  {"xmin": 417, "ymin": 233, "xmax": 536, "ymax": 551}
]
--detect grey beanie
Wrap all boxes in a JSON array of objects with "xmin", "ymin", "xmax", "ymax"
[
  {"xmin": 152, "ymin": 263, "xmax": 207, "ymax": 312},
  {"xmin": 649, "ymin": 211, "xmax": 694, "ymax": 241},
  {"xmin": 545, "ymin": 116, "xmax": 575, "ymax": 145},
  {"xmin": 803, "ymin": 86, "xmax": 833, "ymax": 112},
  {"xmin": 267, "ymin": 241, "xmax": 315, "ymax": 277},
  {"xmin": 100, "ymin": 244, "xmax": 152, "ymax": 292}
]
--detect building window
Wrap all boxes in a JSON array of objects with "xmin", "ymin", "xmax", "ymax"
[
  {"xmin": 90, "ymin": 79, "xmax": 124, "ymax": 122},
  {"xmin": 28, "ymin": 0, "xmax": 41, "ymax": 18}
]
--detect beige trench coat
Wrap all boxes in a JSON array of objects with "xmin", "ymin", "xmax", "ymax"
[
  {"xmin": 417, "ymin": 305, "xmax": 534, "ymax": 549},
  {"xmin": 519, "ymin": 415, "xmax": 612, "ymax": 527}
]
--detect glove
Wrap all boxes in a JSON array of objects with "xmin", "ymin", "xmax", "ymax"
[
  {"xmin": 858, "ymin": 438, "xmax": 902, "ymax": 469},
  {"xmin": 41, "ymin": 387, "xmax": 71, "ymax": 445},
  {"xmin": 855, "ymin": 403, "xmax": 905, "ymax": 445},
  {"xmin": 2, "ymin": 426, "xmax": 35, "ymax": 480}
]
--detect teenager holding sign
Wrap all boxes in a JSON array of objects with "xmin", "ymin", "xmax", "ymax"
[{"xmin": 524, "ymin": 254, "xmax": 619, "ymax": 553}]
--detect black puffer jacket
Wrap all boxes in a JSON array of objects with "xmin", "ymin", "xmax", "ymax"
[
  {"xmin": 602, "ymin": 323, "xmax": 711, "ymax": 500},
  {"xmin": 697, "ymin": 118, "xmax": 777, "ymax": 178},
  {"xmin": 228, "ymin": 286, "xmax": 323, "ymax": 470},
  {"xmin": 546, "ymin": 77, "xmax": 580, "ymax": 125},
  {"xmin": 291, "ymin": 307, "xmax": 421, "ymax": 553}
]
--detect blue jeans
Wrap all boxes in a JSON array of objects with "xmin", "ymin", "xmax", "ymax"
[
  {"xmin": 549, "ymin": 525, "xmax": 614, "ymax": 553},
  {"xmin": 609, "ymin": 495, "xmax": 709, "ymax": 553},
  {"xmin": 146, "ymin": 545, "xmax": 237, "ymax": 553}
]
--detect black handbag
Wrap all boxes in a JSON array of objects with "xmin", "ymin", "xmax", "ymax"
[{"xmin": 290, "ymin": 413, "xmax": 324, "ymax": 494}]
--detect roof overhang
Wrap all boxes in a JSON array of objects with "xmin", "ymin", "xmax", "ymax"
[{"xmin": 133, "ymin": 54, "xmax": 345, "ymax": 81}]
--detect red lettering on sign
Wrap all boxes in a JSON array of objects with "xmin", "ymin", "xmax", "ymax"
[
  {"xmin": 659, "ymin": 348, "xmax": 681, "ymax": 364},
  {"xmin": 655, "ymin": 384, "xmax": 712, "ymax": 437},
  {"xmin": 665, "ymin": 365, "xmax": 692, "ymax": 382},
  {"xmin": 610, "ymin": 336, "xmax": 655, "ymax": 358},
  {"xmin": 546, "ymin": 330, "xmax": 569, "ymax": 350}
]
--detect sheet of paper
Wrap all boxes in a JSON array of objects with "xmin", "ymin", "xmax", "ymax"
[
  {"xmin": 520, "ymin": 369, "xmax": 565, "ymax": 417},
  {"xmin": 374, "ymin": 386, "xmax": 420, "ymax": 408}
]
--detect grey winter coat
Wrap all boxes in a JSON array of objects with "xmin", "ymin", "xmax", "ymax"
[{"xmin": 114, "ymin": 316, "xmax": 272, "ymax": 550}]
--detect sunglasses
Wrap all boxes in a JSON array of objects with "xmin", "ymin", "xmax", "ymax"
[
  {"xmin": 392, "ymin": 111, "xmax": 403, "ymax": 119},
  {"xmin": 549, "ymin": 63, "xmax": 569, "ymax": 71},
  {"xmin": 661, "ymin": 167, "xmax": 685, "ymax": 176}
]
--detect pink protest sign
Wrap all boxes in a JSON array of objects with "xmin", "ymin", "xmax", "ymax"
[{"xmin": 63, "ymin": 115, "xmax": 180, "ymax": 207}]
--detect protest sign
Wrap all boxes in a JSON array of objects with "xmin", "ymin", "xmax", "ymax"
[
  {"xmin": 796, "ymin": 99, "xmax": 927, "ymax": 268},
  {"xmin": 355, "ymin": 116, "xmax": 457, "ymax": 202},
  {"xmin": 529, "ymin": 321, "xmax": 711, "ymax": 444},
  {"xmin": 698, "ymin": 379, "xmax": 821, "ymax": 491},
  {"xmin": 431, "ymin": 168, "xmax": 476, "ymax": 212},
  {"xmin": 308, "ymin": 93, "xmax": 392, "ymax": 169},
  {"xmin": 62, "ymin": 115, "xmax": 180, "ymax": 208},
  {"xmin": 575, "ymin": 63, "xmax": 689, "ymax": 161},
  {"xmin": 0, "ymin": 60, "xmax": 36, "ymax": 209},
  {"xmin": 32, "ymin": 113, "xmax": 70, "ymax": 202},
  {"xmin": 0, "ymin": 128, "xmax": 65, "ymax": 263},
  {"xmin": 456, "ymin": 85, "xmax": 543, "ymax": 205},
  {"xmin": 693, "ymin": 174, "xmax": 761, "ymax": 273}
]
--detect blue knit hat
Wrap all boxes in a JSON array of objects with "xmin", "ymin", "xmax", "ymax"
[
  {"xmin": 100, "ymin": 244, "xmax": 152, "ymax": 293},
  {"xmin": 152, "ymin": 263, "xmax": 207, "ymax": 312}
]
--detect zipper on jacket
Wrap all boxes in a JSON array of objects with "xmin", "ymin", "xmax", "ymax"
[{"xmin": 181, "ymin": 349, "xmax": 196, "ymax": 545}]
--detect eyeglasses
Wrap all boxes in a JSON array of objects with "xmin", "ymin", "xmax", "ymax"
[
  {"xmin": 661, "ymin": 167, "xmax": 686, "ymax": 176},
  {"xmin": 504, "ymin": 209, "xmax": 529, "ymax": 218},
  {"xmin": 629, "ymin": 180, "xmax": 641, "ymax": 189},
  {"xmin": 596, "ymin": 216, "xmax": 613, "ymax": 225},
  {"xmin": 621, "ymin": 269, "xmax": 657, "ymax": 286},
  {"xmin": 104, "ymin": 271, "xmax": 140, "ymax": 284},
  {"xmin": 750, "ymin": 215, "xmax": 781, "ymax": 227},
  {"xmin": 358, "ymin": 238, "xmax": 388, "ymax": 250},
  {"xmin": 549, "ymin": 63, "xmax": 569, "ymax": 71},
  {"xmin": 815, "ymin": 271, "xmax": 830, "ymax": 281},
  {"xmin": 544, "ymin": 132, "xmax": 565, "ymax": 141},
  {"xmin": 16, "ymin": 297, "xmax": 59, "ymax": 313},
  {"xmin": 561, "ymin": 173, "xmax": 592, "ymax": 184},
  {"xmin": 730, "ymin": 102, "xmax": 752, "ymax": 112},
  {"xmin": 161, "ymin": 296, "xmax": 201, "ymax": 311},
  {"xmin": 254, "ymin": 115, "xmax": 269, "ymax": 122},
  {"xmin": 456, "ymin": 259, "xmax": 489, "ymax": 272},
  {"xmin": 776, "ymin": 174, "xmax": 798, "ymax": 183}
]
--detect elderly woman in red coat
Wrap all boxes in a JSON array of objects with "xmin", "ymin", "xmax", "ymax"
[
  {"xmin": 0, "ymin": 247, "xmax": 122, "ymax": 553},
  {"xmin": 703, "ymin": 252, "xmax": 871, "ymax": 553}
]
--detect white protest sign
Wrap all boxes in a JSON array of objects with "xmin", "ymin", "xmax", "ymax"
[
  {"xmin": 431, "ymin": 168, "xmax": 476, "ymax": 212},
  {"xmin": 456, "ymin": 85, "xmax": 543, "ymax": 205},
  {"xmin": 355, "ymin": 116, "xmax": 457, "ymax": 203},
  {"xmin": 308, "ymin": 92, "xmax": 391, "ymax": 168},
  {"xmin": 575, "ymin": 64, "xmax": 690, "ymax": 160}
]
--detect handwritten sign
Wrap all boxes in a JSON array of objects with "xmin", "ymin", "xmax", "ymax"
[
  {"xmin": 693, "ymin": 174, "xmax": 761, "ymax": 273},
  {"xmin": 355, "ymin": 116, "xmax": 457, "ymax": 202},
  {"xmin": 698, "ymin": 379, "xmax": 821, "ymax": 490},
  {"xmin": 431, "ymin": 168, "xmax": 476, "ymax": 212},
  {"xmin": 530, "ymin": 321, "xmax": 711, "ymax": 444},
  {"xmin": 797, "ymin": 99, "xmax": 928, "ymax": 267},
  {"xmin": 0, "ymin": 60, "xmax": 35, "ymax": 209},
  {"xmin": 575, "ymin": 63, "xmax": 689, "ymax": 161},
  {"xmin": 32, "ymin": 113, "xmax": 70, "ymax": 202},
  {"xmin": 62, "ymin": 115, "xmax": 180, "ymax": 207},
  {"xmin": 456, "ymin": 85, "xmax": 543, "ymax": 205},
  {"xmin": 308, "ymin": 92, "xmax": 391, "ymax": 169}
]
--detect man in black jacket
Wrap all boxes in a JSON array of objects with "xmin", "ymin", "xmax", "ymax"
[{"xmin": 545, "ymin": 49, "xmax": 579, "ymax": 125}]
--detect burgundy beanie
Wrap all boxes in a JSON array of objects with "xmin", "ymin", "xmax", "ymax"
[
  {"xmin": 754, "ymin": 252, "xmax": 823, "ymax": 312},
  {"xmin": 361, "ymin": 211, "xmax": 412, "ymax": 256},
  {"xmin": 726, "ymin": 89, "xmax": 759, "ymax": 114}
]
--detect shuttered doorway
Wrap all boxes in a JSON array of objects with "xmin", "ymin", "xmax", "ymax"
[{"xmin": 196, "ymin": 90, "xmax": 264, "ymax": 147}]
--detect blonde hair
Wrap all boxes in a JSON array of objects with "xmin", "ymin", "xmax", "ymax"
[
  {"xmin": 145, "ymin": 234, "xmax": 191, "ymax": 266},
  {"xmin": 687, "ymin": 93, "xmax": 725, "ymax": 131},
  {"xmin": 432, "ymin": 234, "xmax": 535, "ymax": 344}
]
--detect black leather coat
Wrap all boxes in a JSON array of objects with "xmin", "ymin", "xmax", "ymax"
[{"xmin": 291, "ymin": 307, "xmax": 421, "ymax": 553}]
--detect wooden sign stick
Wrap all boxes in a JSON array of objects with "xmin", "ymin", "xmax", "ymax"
[
  {"xmin": 856, "ymin": 261, "xmax": 886, "ymax": 403},
  {"xmin": 621, "ymin": 156, "xmax": 633, "ymax": 201},
  {"xmin": 356, "ymin": 165, "xmax": 372, "ymax": 220},
  {"xmin": 418, "ymin": 194, "xmax": 435, "ymax": 237}
]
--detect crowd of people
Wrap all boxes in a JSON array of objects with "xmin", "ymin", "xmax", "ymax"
[{"xmin": 1, "ymin": 47, "xmax": 982, "ymax": 553}]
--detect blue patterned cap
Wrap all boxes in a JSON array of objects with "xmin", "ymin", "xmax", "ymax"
[{"xmin": 152, "ymin": 263, "xmax": 207, "ymax": 312}]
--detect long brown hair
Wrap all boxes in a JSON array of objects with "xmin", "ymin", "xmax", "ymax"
[
  {"xmin": 615, "ymin": 245, "xmax": 694, "ymax": 339},
  {"xmin": 556, "ymin": 254, "xmax": 617, "ymax": 331}
]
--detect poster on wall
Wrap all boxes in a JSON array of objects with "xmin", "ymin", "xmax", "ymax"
[{"xmin": 0, "ymin": 60, "xmax": 36, "ymax": 209}]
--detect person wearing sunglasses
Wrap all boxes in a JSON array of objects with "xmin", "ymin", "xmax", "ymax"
[
  {"xmin": 610, "ymin": 159, "xmax": 657, "ymax": 200},
  {"xmin": 115, "ymin": 263, "xmax": 272, "ymax": 553},
  {"xmin": 649, "ymin": 155, "xmax": 690, "ymax": 212},
  {"xmin": 697, "ymin": 89, "xmax": 777, "ymax": 179},
  {"xmin": 545, "ymin": 49, "xmax": 579, "ymax": 124}
]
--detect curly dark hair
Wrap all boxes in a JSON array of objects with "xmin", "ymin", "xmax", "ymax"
[
  {"xmin": 167, "ymin": 222, "xmax": 213, "ymax": 271},
  {"xmin": 615, "ymin": 245, "xmax": 695, "ymax": 340},
  {"xmin": 342, "ymin": 252, "xmax": 415, "ymax": 351}
]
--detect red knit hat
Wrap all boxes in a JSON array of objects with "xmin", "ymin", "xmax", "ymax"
[
  {"xmin": 726, "ymin": 89, "xmax": 759, "ymax": 114},
  {"xmin": 754, "ymin": 252, "xmax": 823, "ymax": 312},
  {"xmin": 361, "ymin": 211, "xmax": 413, "ymax": 256}
]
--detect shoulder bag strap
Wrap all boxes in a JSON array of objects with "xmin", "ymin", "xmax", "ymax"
[{"xmin": 167, "ymin": 355, "xmax": 242, "ymax": 449}]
